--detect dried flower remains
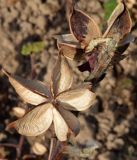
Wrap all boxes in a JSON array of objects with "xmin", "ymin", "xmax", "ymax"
[
  {"xmin": 2, "ymin": 55, "xmax": 96, "ymax": 141},
  {"xmin": 56, "ymin": 0, "xmax": 132, "ymax": 82}
]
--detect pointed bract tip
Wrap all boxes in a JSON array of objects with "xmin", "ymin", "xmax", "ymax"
[
  {"xmin": 1, "ymin": 68, "xmax": 11, "ymax": 77},
  {"xmin": 6, "ymin": 121, "xmax": 16, "ymax": 131}
]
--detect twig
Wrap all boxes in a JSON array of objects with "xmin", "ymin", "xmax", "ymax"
[
  {"xmin": 48, "ymin": 138, "xmax": 55, "ymax": 160},
  {"xmin": 0, "ymin": 136, "xmax": 25, "ymax": 160},
  {"xmin": 30, "ymin": 53, "xmax": 36, "ymax": 79},
  {"xmin": 0, "ymin": 143, "xmax": 17, "ymax": 148},
  {"xmin": 55, "ymin": 141, "xmax": 65, "ymax": 160},
  {"xmin": 47, "ymin": 138, "xmax": 65, "ymax": 160},
  {"xmin": 16, "ymin": 136, "xmax": 25, "ymax": 160}
]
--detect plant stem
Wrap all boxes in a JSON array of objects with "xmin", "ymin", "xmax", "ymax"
[
  {"xmin": 0, "ymin": 136, "xmax": 25, "ymax": 160},
  {"xmin": 0, "ymin": 143, "xmax": 17, "ymax": 148},
  {"xmin": 48, "ymin": 138, "xmax": 65, "ymax": 160},
  {"xmin": 16, "ymin": 136, "xmax": 24, "ymax": 160},
  {"xmin": 48, "ymin": 138, "xmax": 55, "ymax": 160},
  {"xmin": 30, "ymin": 53, "xmax": 36, "ymax": 79}
]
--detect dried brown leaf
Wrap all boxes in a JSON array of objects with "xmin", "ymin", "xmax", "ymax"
[
  {"xmin": 32, "ymin": 142, "xmax": 47, "ymax": 155},
  {"xmin": 12, "ymin": 107, "xmax": 26, "ymax": 118}
]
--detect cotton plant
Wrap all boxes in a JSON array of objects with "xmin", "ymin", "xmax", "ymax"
[
  {"xmin": 56, "ymin": 0, "xmax": 132, "ymax": 82},
  {"xmin": 2, "ymin": 55, "xmax": 96, "ymax": 141},
  {"xmin": 1, "ymin": 0, "xmax": 133, "ymax": 159}
]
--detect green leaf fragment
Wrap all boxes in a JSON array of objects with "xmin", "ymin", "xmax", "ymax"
[
  {"xmin": 104, "ymin": 0, "xmax": 117, "ymax": 20},
  {"xmin": 21, "ymin": 41, "xmax": 45, "ymax": 56}
]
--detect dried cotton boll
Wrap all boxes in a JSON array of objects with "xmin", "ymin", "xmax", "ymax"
[
  {"xmin": 12, "ymin": 107, "xmax": 25, "ymax": 118},
  {"xmin": 3, "ymin": 55, "xmax": 95, "ymax": 141},
  {"xmin": 32, "ymin": 142, "xmax": 47, "ymax": 155}
]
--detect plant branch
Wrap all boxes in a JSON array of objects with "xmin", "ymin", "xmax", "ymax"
[
  {"xmin": 16, "ymin": 136, "xmax": 25, "ymax": 160},
  {"xmin": 47, "ymin": 137, "xmax": 66, "ymax": 160},
  {"xmin": 48, "ymin": 138, "xmax": 55, "ymax": 160}
]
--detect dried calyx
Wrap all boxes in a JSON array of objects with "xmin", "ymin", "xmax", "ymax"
[
  {"xmin": 1, "ymin": 0, "xmax": 133, "ymax": 150},
  {"xmin": 2, "ymin": 55, "xmax": 96, "ymax": 141},
  {"xmin": 56, "ymin": 0, "xmax": 133, "ymax": 83}
]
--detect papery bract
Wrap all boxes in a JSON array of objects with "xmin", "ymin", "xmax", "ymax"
[
  {"xmin": 56, "ymin": 0, "xmax": 132, "ymax": 82},
  {"xmin": 3, "ymin": 55, "xmax": 96, "ymax": 141}
]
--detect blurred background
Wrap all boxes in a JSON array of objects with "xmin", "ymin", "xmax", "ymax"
[{"xmin": 0, "ymin": 0, "xmax": 137, "ymax": 159}]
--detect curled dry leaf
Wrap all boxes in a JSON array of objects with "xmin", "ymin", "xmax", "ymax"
[
  {"xmin": 57, "ymin": 0, "xmax": 132, "ymax": 82},
  {"xmin": 32, "ymin": 142, "xmax": 47, "ymax": 155},
  {"xmin": 3, "ymin": 55, "xmax": 96, "ymax": 141},
  {"xmin": 12, "ymin": 107, "xmax": 26, "ymax": 118},
  {"xmin": 55, "ymin": 34, "xmax": 83, "ymax": 60}
]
